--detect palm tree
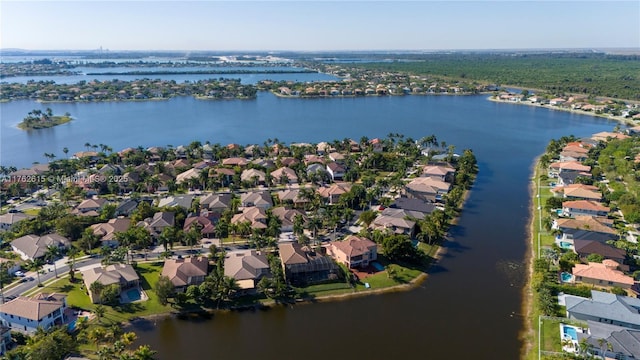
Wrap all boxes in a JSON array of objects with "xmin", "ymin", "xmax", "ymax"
[
  {"xmin": 28, "ymin": 258, "xmax": 45, "ymax": 287},
  {"xmin": 90, "ymin": 281, "xmax": 105, "ymax": 304},
  {"xmin": 44, "ymin": 245, "xmax": 60, "ymax": 278},
  {"xmin": 358, "ymin": 210, "xmax": 377, "ymax": 229},
  {"xmin": 133, "ymin": 345, "xmax": 157, "ymax": 360},
  {"xmin": 94, "ymin": 304, "xmax": 106, "ymax": 323}
]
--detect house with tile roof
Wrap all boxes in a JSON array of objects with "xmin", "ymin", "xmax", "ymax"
[
  {"xmin": 271, "ymin": 167, "xmax": 298, "ymax": 185},
  {"xmin": 199, "ymin": 193, "xmax": 232, "ymax": 216},
  {"xmin": 566, "ymin": 290, "xmax": 640, "ymax": 329},
  {"xmin": 328, "ymin": 235, "xmax": 377, "ymax": 268},
  {"xmin": 422, "ymin": 165, "xmax": 455, "ymax": 182},
  {"xmin": 183, "ymin": 216, "xmax": 216, "ymax": 238},
  {"xmin": 548, "ymin": 161, "xmax": 591, "ymax": 179},
  {"xmin": 157, "ymin": 194, "xmax": 194, "ymax": 209},
  {"xmin": 11, "ymin": 233, "xmax": 70, "ymax": 261},
  {"xmin": 562, "ymin": 200, "xmax": 610, "ymax": 217},
  {"xmin": 161, "ymin": 257, "xmax": 209, "ymax": 292},
  {"xmin": 232, "ymin": 207, "xmax": 268, "ymax": 230},
  {"xmin": 271, "ymin": 207, "xmax": 306, "ymax": 232},
  {"xmin": 240, "ymin": 191, "xmax": 273, "ymax": 209},
  {"xmin": 278, "ymin": 242, "xmax": 339, "ymax": 286},
  {"xmin": 71, "ymin": 198, "xmax": 107, "ymax": 216},
  {"xmin": 573, "ymin": 239, "xmax": 627, "ymax": 263},
  {"xmin": 140, "ymin": 212, "xmax": 174, "ymax": 237},
  {"xmin": 553, "ymin": 216, "xmax": 618, "ymax": 245},
  {"xmin": 0, "ymin": 293, "xmax": 67, "ymax": 333},
  {"xmin": 0, "ymin": 213, "xmax": 34, "ymax": 232},
  {"xmin": 241, "ymin": 168, "xmax": 266, "ymax": 185},
  {"xmin": 551, "ymin": 184, "xmax": 602, "ymax": 201},
  {"xmin": 371, "ymin": 210, "xmax": 417, "ymax": 237},
  {"xmin": 404, "ymin": 177, "xmax": 450, "ymax": 202},
  {"xmin": 326, "ymin": 162, "xmax": 346, "ymax": 181},
  {"xmin": 224, "ymin": 250, "xmax": 270, "ymax": 291},
  {"xmin": 90, "ymin": 217, "xmax": 131, "ymax": 247},
  {"xmin": 572, "ymin": 260, "xmax": 634, "ymax": 289},
  {"xmin": 317, "ymin": 182, "xmax": 352, "ymax": 205},
  {"xmin": 82, "ymin": 264, "xmax": 140, "ymax": 304}
]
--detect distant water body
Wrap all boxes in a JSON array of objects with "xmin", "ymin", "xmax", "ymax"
[{"xmin": 0, "ymin": 85, "xmax": 616, "ymax": 358}]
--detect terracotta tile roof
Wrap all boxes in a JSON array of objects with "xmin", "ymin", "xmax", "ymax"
[
  {"xmin": 572, "ymin": 262, "xmax": 634, "ymax": 286},
  {"xmin": 161, "ymin": 257, "xmax": 209, "ymax": 287},
  {"xmin": 330, "ymin": 235, "xmax": 377, "ymax": 258},
  {"xmin": 555, "ymin": 217, "xmax": 616, "ymax": 234},
  {"xmin": 563, "ymin": 200, "xmax": 610, "ymax": 213}
]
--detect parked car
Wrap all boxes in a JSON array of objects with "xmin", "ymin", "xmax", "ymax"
[{"xmin": 14, "ymin": 270, "xmax": 25, "ymax": 277}]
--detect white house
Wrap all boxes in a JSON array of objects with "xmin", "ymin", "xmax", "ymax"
[{"xmin": 0, "ymin": 293, "xmax": 67, "ymax": 333}]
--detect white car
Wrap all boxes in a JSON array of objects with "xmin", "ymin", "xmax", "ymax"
[{"xmin": 14, "ymin": 271, "xmax": 25, "ymax": 277}]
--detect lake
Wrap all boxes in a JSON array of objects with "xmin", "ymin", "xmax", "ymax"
[{"xmin": 0, "ymin": 91, "xmax": 615, "ymax": 358}]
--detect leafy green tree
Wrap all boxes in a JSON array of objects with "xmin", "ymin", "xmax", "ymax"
[
  {"xmin": 155, "ymin": 275, "xmax": 175, "ymax": 306},
  {"xmin": 381, "ymin": 234, "xmax": 420, "ymax": 262},
  {"xmin": 44, "ymin": 245, "xmax": 60, "ymax": 278}
]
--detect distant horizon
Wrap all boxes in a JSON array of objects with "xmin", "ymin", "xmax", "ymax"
[{"xmin": 1, "ymin": 1, "xmax": 638, "ymax": 51}]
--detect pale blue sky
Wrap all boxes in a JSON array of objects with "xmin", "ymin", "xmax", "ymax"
[{"xmin": 1, "ymin": 1, "xmax": 638, "ymax": 51}]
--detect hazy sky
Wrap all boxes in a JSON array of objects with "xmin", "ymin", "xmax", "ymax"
[{"xmin": 1, "ymin": 1, "xmax": 639, "ymax": 51}]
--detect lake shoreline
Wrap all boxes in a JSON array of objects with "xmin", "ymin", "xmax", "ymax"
[{"xmin": 487, "ymin": 96, "xmax": 634, "ymax": 125}]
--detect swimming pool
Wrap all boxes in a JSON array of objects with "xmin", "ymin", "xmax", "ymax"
[
  {"xmin": 125, "ymin": 288, "xmax": 141, "ymax": 302},
  {"xmin": 560, "ymin": 272, "xmax": 573, "ymax": 283},
  {"xmin": 563, "ymin": 325, "xmax": 578, "ymax": 341},
  {"xmin": 371, "ymin": 262, "xmax": 384, "ymax": 271},
  {"xmin": 559, "ymin": 241, "xmax": 573, "ymax": 249},
  {"xmin": 67, "ymin": 316, "xmax": 88, "ymax": 332}
]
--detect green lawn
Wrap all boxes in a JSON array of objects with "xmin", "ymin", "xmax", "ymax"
[
  {"xmin": 541, "ymin": 318, "xmax": 562, "ymax": 352},
  {"xmin": 32, "ymin": 261, "xmax": 172, "ymax": 325}
]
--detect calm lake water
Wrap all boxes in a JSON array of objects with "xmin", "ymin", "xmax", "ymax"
[{"xmin": 0, "ymin": 91, "xmax": 615, "ymax": 358}]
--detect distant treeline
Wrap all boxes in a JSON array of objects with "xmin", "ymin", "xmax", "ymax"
[
  {"xmin": 85, "ymin": 69, "xmax": 316, "ymax": 76},
  {"xmin": 347, "ymin": 53, "xmax": 640, "ymax": 101}
]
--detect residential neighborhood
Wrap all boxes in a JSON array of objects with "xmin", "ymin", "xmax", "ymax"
[
  {"xmin": 534, "ymin": 129, "xmax": 640, "ymax": 359},
  {"xmin": 0, "ymin": 134, "xmax": 477, "ymax": 358}
]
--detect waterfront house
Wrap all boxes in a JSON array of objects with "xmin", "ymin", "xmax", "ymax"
[
  {"xmin": 573, "ymin": 239, "xmax": 626, "ymax": 263},
  {"xmin": 278, "ymin": 242, "xmax": 339, "ymax": 286},
  {"xmin": 390, "ymin": 197, "xmax": 436, "ymax": 215},
  {"xmin": 82, "ymin": 264, "xmax": 140, "ymax": 304},
  {"xmin": 579, "ymin": 321, "xmax": 640, "ymax": 360},
  {"xmin": 404, "ymin": 176, "xmax": 450, "ymax": 202},
  {"xmin": 422, "ymin": 165, "xmax": 456, "ymax": 182},
  {"xmin": 161, "ymin": 257, "xmax": 209, "ymax": 292},
  {"xmin": 328, "ymin": 235, "xmax": 377, "ymax": 268},
  {"xmin": 550, "ymin": 184, "xmax": 602, "ymax": 201},
  {"xmin": 553, "ymin": 216, "xmax": 617, "ymax": 245},
  {"xmin": 548, "ymin": 161, "xmax": 591, "ymax": 179},
  {"xmin": 371, "ymin": 210, "xmax": 417, "ymax": 237},
  {"xmin": 224, "ymin": 250, "xmax": 271, "ymax": 292},
  {"xmin": 562, "ymin": 200, "xmax": 610, "ymax": 218},
  {"xmin": 591, "ymin": 132, "xmax": 630, "ymax": 142},
  {"xmin": 240, "ymin": 191, "xmax": 273, "ymax": 209},
  {"xmin": 0, "ymin": 293, "xmax": 67, "ymax": 333},
  {"xmin": 572, "ymin": 260, "xmax": 634, "ymax": 289},
  {"xmin": 566, "ymin": 290, "xmax": 640, "ymax": 329},
  {"xmin": 89, "ymin": 217, "xmax": 131, "ymax": 248},
  {"xmin": 11, "ymin": 233, "xmax": 70, "ymax": 261}
]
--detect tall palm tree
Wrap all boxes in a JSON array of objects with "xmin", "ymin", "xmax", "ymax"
[
  {"xmin": 133, "ymin": 345, "xmax": 157, "ymax": 360},
  {"xmin": 28, "ymin": 258, "xmax": 45, "ymax": 286},
  {"xmin": 44, "ymin": 245, "xmax": 60, "ymax": 278}
]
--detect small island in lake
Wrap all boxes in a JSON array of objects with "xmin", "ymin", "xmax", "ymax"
[{"xmin": 18, "ymin": 108, "xmax": 72, "ymax": 130}]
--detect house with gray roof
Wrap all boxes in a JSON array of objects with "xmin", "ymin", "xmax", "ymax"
[
  {"xmin": 158, "ymin": 194, "xmax": 194, "ymax": 209},
  {"xmin": 390, "ymin": 197, "xmax": 436, "ymax": 215},
  {"xmin": 240, "ymin": 191, "xmax": 273, "ymax": 209},
  {"xmin": 11, "ymin": 233, "xmax": 70, "ymax": 261},
  {"xmin": 140, "ymin": 212, "xmax": 175, "ymax": 237},
  {"xmin": 566, "ymin": 290, "xmax": 640, "ymax": 330},
  {"xmin": 200, "ymin": 193, "xmax": 232, "ymax": 216},
  {"xmin": 82, "ymin": 264, "xmax": 140, "ymax": 304},
  {"xmin": 579, "ymin": 321, "xmax": 640, "ymax": 360},
  {"xmin": 0, "ymin": 213, "xmax": 34, "ymax": 232}
]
